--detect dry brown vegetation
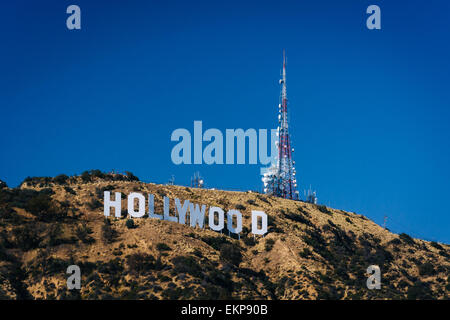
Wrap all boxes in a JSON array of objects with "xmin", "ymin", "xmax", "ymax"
[{"xmin": 0, "ymin": 171, "xmax": 449, "ymax": 300}]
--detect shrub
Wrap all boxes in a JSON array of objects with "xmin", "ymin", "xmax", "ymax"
[
  {"xmin": 64, "ymin": 186, "xmax": 76, "ymax": 195},
  {"xmin": 316, "ymin": 205, "xmax": 332, "ymax": 215},
  {"xmin": 283, "ymin": 210, "xmax": 311, "ymax": 226},
  {"xmin": 302, "ymin": 230, "xmax": 333, "ymax": 261},
  {"xmin": 297, "ymin": 207, "xmax": 311, "ymax": 217},
  {"xmin": 156, "ymin": 243, "xmax": 172, "ymax": 251},
  {"xmin": 389, "ymin": 238, "xmax": 402, "ymax": 246},
  {"xmin": 125, "ymin": 219, "xmax": 136, "ymax": 229},
  {"xmin": 28, "ymin": 251, "xmax": 70, "ymax": 277},
  {"xmin": 53, "ymin": 174, "xmax": 69, "ymax": 184},
  {"xmin": 407, "ymin": 281, "xmax": 432, "ymax": 300},
  {"xmin": 192, "ymin": 248, "xmax": 202, "ymax": 257},
  {"xmin": 0, "ymin": 205, "xmax": 18, "ymax": 222},
  {"xmin": 267, "ymin": 215, "xmax": 283, "ymax": 234},
  {"xmin": 75, "ymin": 224, "xmax": 95, "ymax": 244},
  {"xmin": 25, "ymin": 194, "xmax": 63, "ymax": 222},
  {"xmin": 101, "ymin": 219, "xmax": 118, "ymax": 243},
  {"xmin": 0, "ymin": 180, "xmax": 7, "ymax": 189},
  {"xmin": 243, "ymin": 236, "xmax": 256, "ymax": 247},
  {"xmin": 90, "ymin": 170, "xmax": 105, "ymax": 178},
  {"xmin": 219, "ymin": 243, "xmax": 242, "ymax": 266},
  {"xmin": 13, "ymin": 225, "xmax": 42, "ymax": 251},
  {"xmin": 246, "ymin": 199, "xmax": 256, "ymax": 205},
  {"xmin": 98, "ymin": 258, "xmax": 124, "ymax": 275},
  {"xmin": 399, "ymin": 233, "xmax": 415, "ymax": 245},
  {"xmin": 20, "ymin": 176, "xmax": 53, "ymax": 188},
  {"xmin": 161, "ymin": 286, "xmax": 184, "ymax": 299},
  {"xmin": 256, "ymin": 195, "xmax": 270, "ymax": 204},
  {"xmin": 201, "ymin": 236, "xmax": 230, "ymax": 251},
  {"xmin": 429, "ymin": 241, "xmax": 443, "ymax": 250},
  {"xmin": 125, "ymin": 171, "xmax": 139, "ymax": 181},
  {"xmin": 126, "ymin": 253, "xmax": 156, "ymax": 274},
  {"xmin": 265, "ymin": 239, "xmax": 275, "ymax": 252},
  {"xmin": 46, "ymin": 223, "xmax": 64, "ymax": 246},
  {"xmin": 418, "ymin": 262, "xmax": 436, "ymax": 276},
  {"xmin": 26, "ymin": 194, "xmax": 52, "ymax": 216},
  {"xmin": 299, "ymin": 248, "xmax": 312, "ymax": 258},
  {"xmin": 87, "ymin": 198, "xmax": 102, "ymax": 210},
  {"xmin": 171, "ymin": 256, "xmax": 202, "ymax": 277},
  {"xmin": 158, "ymin": 274, "xmax": 171, "ymax": 282},
  {"xmin": 0, "ymin": 243, "xmax": 9, "ymax": 261},
  {"xmin": 40, "ymin": 188, "xmax": 55, "ymax": 196},
  {"xmin": 0, "ymin": 188, "xmax": 36, "ymax": 208},
  {"xmin": 235, "ymin": 204, "xmax": 246, "ymax": 211},
  {"xmin": 81, "ymin": 171, "xmax": 91, "ymax": 183}
]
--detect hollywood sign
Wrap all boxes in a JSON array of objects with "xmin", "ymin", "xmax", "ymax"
[{"xmin": 103, "ymin": 192, "xmax": 268, "ymax": 236}]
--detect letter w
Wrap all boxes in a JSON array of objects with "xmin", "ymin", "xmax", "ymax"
[{"xmin": 189, "ymin": 203, "xmax": 206, "ymax": 228}]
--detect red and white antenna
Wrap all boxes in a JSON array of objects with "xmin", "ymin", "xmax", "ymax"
[{"xmin": 262, "ymin": 50, "xmax": 299, "ymax": 200}]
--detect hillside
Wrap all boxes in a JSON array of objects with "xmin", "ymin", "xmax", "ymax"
[{"xmin": 0, "ymin": 171, "xmax": 449, "ymax": 300}]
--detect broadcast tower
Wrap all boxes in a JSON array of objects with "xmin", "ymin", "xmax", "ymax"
[{"xmin": 262, "ymin": 51, "xmax": 299, "ymax": 200}]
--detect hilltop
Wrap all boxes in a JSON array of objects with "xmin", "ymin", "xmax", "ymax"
[{"xmin": 0, "ymin": 170, "xmax": 449, "ymax": 300}]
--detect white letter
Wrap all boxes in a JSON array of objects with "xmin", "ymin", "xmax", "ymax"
[
  {"xmin": 127, "ymin": 192, "xmax": 145, "ymax": 218},
  {"xmin": 203, "ymin": 128, "xmax": 223, "ymax": 164},
  {"xmin": 104, "ymin": 191, "xmax": 121, "ymax": 218},
  {"xmin": 366, "ymin": 5, "xmax": 381, "ymax": 30},
  {"xmin": 227, "ymin": 209, "xmax": 242, "ymax": 234},
  {"xmin": 208, "ymin": 206, "xmax": 224, "ymax": 231},
  {"xmin": 259, "ymin": 129, "xmax": 277, "ymax": 165},
  {"xmin": 66, "ymin": 5, "xmax": 81, "ymax": 30},
  {"xmin": 175, "ymin": 198, "xmax": 190, "ymax": 224},
  {"xmin": 251, "ymin": 210, "xmax": 268, "ymax": 235},
  {"xmin": 226, "ymin": 128, "xmax": 257, "ymax": 164},
  {"xmin": 366, "ymin": 265, "xmax": 381, "ymax": 289},
  {"xmin": 66, "ymin": 265, "xmax": 81, "ymax": 290},
  {"xmin": 163, "ymin": 196, "xmax": 178, "ymax": 222},
  {"xmin": 189, "ymin": 203, "xmax": 206, "ymax": 228},
  {"xmin": 148, "ymin": 194, "xmax": 162, "ymax": 220},
  {"xmin": 171, "ymin": 128, "xmax": 191, "ymax": 164},
  {"xmin": 194, "ymin": 121, "xmax": 203, "ymax": 164}
]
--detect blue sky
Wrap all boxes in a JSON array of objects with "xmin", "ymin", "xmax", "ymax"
[{"xmin": 1, "ymin": 0, "xmax": 449, "ymax": 243}]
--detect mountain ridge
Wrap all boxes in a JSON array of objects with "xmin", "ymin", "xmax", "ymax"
[{"xmin": 0, "ymin": 171, "xmax": 448, "ymax": 300}]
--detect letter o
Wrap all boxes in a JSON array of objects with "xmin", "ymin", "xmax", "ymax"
[
  {"xmin": 209, "ymin": 206, "xmax": 224, "ymax": 231},
  {"xmin": 128, "ymin": 192, "xmax": 145, "ymax": 218},
  {"xmin": 226, "ymin": 209, "xmax": 242, "ymax": 234}
]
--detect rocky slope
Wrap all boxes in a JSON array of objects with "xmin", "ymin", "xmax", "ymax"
[{"xmin": 0, "ymin": 171, "xmax": 448, "ymax": 300}]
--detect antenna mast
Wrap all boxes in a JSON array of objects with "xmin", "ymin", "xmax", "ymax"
[
  {"xmin": 262, "ymin": 50, "xmax": 299, "ymax": 200},
  {"xmin": 191, "ymin": 172, "xmax": 204, "ymax": 188}
]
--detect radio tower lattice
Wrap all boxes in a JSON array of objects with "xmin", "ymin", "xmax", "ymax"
[
  {"xmin": 262, "ymin": 50, "xmax": 299, "ymax": 200},
  {"xmin": 191, "ymin": 172, "xmax": 204, "ymax": 188}
]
